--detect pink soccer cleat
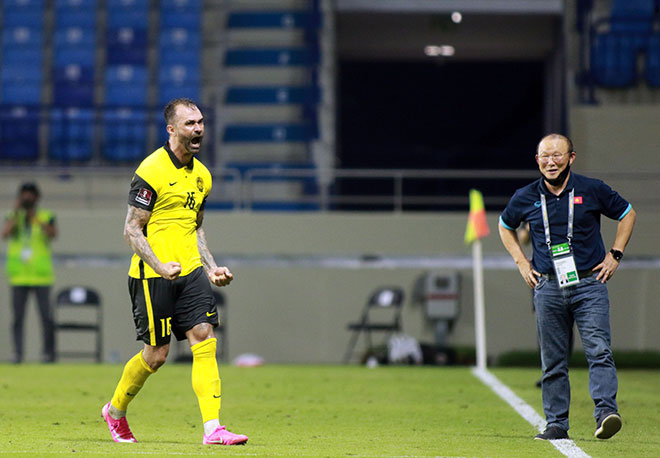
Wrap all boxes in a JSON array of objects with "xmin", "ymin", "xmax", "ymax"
[
  {"xmin": 101, "ymin": 402, "xmax": 137, "ymax": 443},
  {"xmin": 203, "ymin": 425, "xmax": 248, "ymax": 445}
]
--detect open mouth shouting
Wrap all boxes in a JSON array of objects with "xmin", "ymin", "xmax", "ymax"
[{"xmin": 189, "ymin": 135, "xmax": 203, "ymax": 152}]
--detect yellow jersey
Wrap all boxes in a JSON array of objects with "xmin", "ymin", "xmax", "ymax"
[{"xmin": 127, "ymin": 144, "xmax": 212, "ymax": 279}]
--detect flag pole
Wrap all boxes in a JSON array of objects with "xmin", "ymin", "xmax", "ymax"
[
  {"xmin": 465, "ymin": 189, "xmax": 489, "ymax": 371},
  {"xmin": 472, "ymin": 238, "xmax": 487, "ymax": 370}
]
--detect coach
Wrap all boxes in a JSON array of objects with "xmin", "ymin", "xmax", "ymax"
[{"xmin": 498, "ymin": 134, "xmax": 636, "ymax": 441}]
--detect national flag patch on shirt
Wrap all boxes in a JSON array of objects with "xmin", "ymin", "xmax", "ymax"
[
  {"xmin": 135, "ymin": 188, "xmax": 153, "ymax": 205},
  {"xmin": 574, "ymin": 196, "xmax": 583, "ymax": 204}
]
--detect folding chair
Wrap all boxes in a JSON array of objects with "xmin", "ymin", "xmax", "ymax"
[
  {"xmin": 54, "ymin": 286, "xmax": 102, "ymax": 362},
  {"xmin": 343, "ymin": 286, "xmax": 404, "ymax": 364}
]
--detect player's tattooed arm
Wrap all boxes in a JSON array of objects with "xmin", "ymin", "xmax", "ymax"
[
  {"xmin": 197, "ymin": 210, "xmax": 233, "ymax": 287},
  {"xmin": 196, "ymin": 210, "xmax": 217, "ymax": 271},
  {"xmin": 124, "ymin": 205, "xmax": 181, "ymax": 280}
]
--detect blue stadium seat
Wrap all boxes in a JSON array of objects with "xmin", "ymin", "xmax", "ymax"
[
  {"xmin": 55, "ymin": 0, "xmax": 97, "ymax": 7},
  {"xmin": 157, "ymin": 63, "xmax": 200, "ymax": 105},
  {"xmin": 223, "ymin": 123, "xmax": 317, "ymax": 142},
  {"xmin": 611, "ymin": 0, "xmax": 655, "ymax": 22},
  {"xmin": 609, "ymin": 0, "xmax": 655, "ymax": 50},
  {"xmin": 158, "ymin": 28, "xmax": 201, "ymax": 52},
  {"xmin": 159, "ymin": 51, "xmax": 201, "ymax": 67},
  {"xmin": 224, "ymin": 47, "xmax": 319, "ymax": 66},
  {"xmin": 53, "ymin": 64, "xmax": 94, "ymax": 106},
  {"xmin": 102, "ymin": 109, "xmax": 148, "ymax": 161},
  {"xmin": 225, "ymin": 86, "xmax": 320, "ymax": 105},
  {"xmin": 106, "ymin": 27, "xmax": 147, "ymax": 65},
  {"xmin": 1, "ymin": 11, "xmax": 44, "ymax": 28},
  {"xmin": 3, "ymin": 0, "xmax": 45, "ymax": 6},
  {"xmin": 107, "ymin": 3, "xmax": 149, "ymax": 28},
  {"xmin": 645, "ymin": 34, "xmax": 660, "ymax": 87},
  {"xmin": 157, "ymin": 85, "xmax": 200, "ymax": 106},
  {"xmin": 2, "ymin": 47, "xmax": 43, "ymax": 66},
  {"xmin": 160, "ymin": 12, "xmax": 200, "ymax": 29},
  {"xmin": 54, "ymin": 47, "xmax": 96, "ymax": 67},
  {"xmin": 160, "ymin": 0, "xmax": 201, "ymax": 12},
  {"xmin": 49, "ymin": 107, "xmax": 95, "ymax": 161},
  {"xmin": 2, "ymin": 27, "xmax": 43, "ymax": 47},
  {"xmin": 0, "ymin": 106, "xmax": 40, "ymax": 161},
  {"xmin": 1, "ymin": 61, "xmax": 42, "ymax": 104},
  {"xmin": 54, "ymin": 27, "xmax": 96, "ymax": 48},
  {"xmin": 227, "ymin": 11, "xmax": 321, "ymax": 29},
  {"xmin": 55, "ymin": 10, "xmax": 97, "ymax": 28},
  {"xmin": 159, "ymin": 0, "xmax": 201, "ymax": 26},
  {"xmin": 590, "ymin": 32, "xmax": 638, "ymax": 87},
  {"xmin": 1, "ymin": 81, "xmax": 42, "ymax": 104},
  {"xmin": 158, "ymin": 65, "xmax": 199, "ymax": 85},
  {"xmin": 105, "ymin": 65, "xmax": 148, "ymax": 106},
  {"xmin": 107, "ymin": 0, "xmax": 148, "ymax": 7}
]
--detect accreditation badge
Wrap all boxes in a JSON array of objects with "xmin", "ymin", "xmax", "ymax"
[
  {"xmin": 20, "ymin": 247, "xmax": 33, "ymax": 262},
  {"xmin": 551, "ymin": 242, "xmax": 580, "ymax": 288}
]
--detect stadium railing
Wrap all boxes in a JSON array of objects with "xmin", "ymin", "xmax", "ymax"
[{"xmin": 0, "ymin": 166, "xmax": 657, "ymax": 212}]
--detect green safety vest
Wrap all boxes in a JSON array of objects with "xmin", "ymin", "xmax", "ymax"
[{"xmin": 5, "ymin": 208, "xmax": 55, "ymax": 286}]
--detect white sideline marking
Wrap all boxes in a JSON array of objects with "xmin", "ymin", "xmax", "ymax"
[{"xmin": 472, "ymin": 367, "xmax": 592, "ymax": 458}]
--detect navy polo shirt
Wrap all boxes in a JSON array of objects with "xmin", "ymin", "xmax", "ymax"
[{"xmin": 500, "ymin": 173, "xmax": 632, "ymax": 274}]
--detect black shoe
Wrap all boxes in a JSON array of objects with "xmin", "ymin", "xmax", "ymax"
[
  {"xmin": 534, "ymin": 426, "xmax": 569, "ymax": 441},
  {"xmin": 595, "ymin": 412, "xmax": 622, "ymax": 439}
]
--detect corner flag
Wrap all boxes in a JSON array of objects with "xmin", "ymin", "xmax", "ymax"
[{"xmin": 464, "ymin": 189, "xmax": 490, "ymax": 244}]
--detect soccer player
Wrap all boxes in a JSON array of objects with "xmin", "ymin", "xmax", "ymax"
[{"xmin": 101, "ymin": 98, "xmax": 248, "ymax": 445}]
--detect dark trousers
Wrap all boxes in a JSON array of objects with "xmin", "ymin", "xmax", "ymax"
[{"xmin": 11, "ymin": 286, "xmax": 55, "ymax": 362}]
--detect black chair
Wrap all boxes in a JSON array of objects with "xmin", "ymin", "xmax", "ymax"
[
  {"xmin": 54, "ymin": 286, "xmax": 102, "ymax": 362},
  {"xmin": 174, "ymin": 290, "xmax": 228, "ymax": 362},
  {"xmin": 343, "ymin": 286, "xmax": 405, "ymax": 364}
]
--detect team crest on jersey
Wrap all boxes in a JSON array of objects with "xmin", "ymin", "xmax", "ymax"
[
  {"xmin": 135, "ymin": 188, "xmax": 153, "ymax": 205},
  {"xmin": 196, "ymin": 177, "xmax": 204, "ymax": 192}
]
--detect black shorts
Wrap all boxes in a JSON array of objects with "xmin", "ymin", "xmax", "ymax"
[{"xmin": 128, "ymin": 267, "xmax": 219, "ymax": 346}]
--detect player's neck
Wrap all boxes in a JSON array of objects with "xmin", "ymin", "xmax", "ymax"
[{"xmin": 170, "ymin": 145, "xmax": 193, "ymax": 166}]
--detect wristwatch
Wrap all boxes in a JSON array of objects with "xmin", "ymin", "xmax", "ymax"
[{"xmin": 610, "ymin": 249, "xmax": 623, "ymax": 262}]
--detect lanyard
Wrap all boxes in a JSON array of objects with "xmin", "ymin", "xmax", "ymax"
[{"xmin": 540, "ymin": 189, "xmax": 574, "ymax": 252}]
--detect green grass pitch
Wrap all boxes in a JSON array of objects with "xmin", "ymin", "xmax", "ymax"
[{"xmin": 0, "ymin": 364, "xmax": 659, "ymax": 457}]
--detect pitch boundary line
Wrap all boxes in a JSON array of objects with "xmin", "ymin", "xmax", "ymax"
[{"xmin": 472, "ymin": 367, "xmax": 591, "ymax": 458}]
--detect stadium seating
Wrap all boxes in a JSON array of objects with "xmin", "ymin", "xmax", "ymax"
[
  {"xmin": 590, "ymin": 33, "xmax": 638, "ymax": 87},
  {"xmin": 101, "ymin": 108, "xmax": 148, "ymax": 161},
  {"xmin": 105, "ymin": 65, "xmax": 149, "ymax": 106},
  {"xmin": 646, "ymin": 34, "xmax": 660, "ymax": 87},
  {"xmin": 225, "ymin": 47, "xmax": 320, "ymax": 66},
  {"xmin": 157, "ymin": 0, "xmax": 201, "ymax": 107},
  {"xmin": 585, "ymin": 0, "xmax": 658, "ymax": 89},
  {"xmin": 1, "ymin": 26, "xmax": 43, "ymax": 104},
  {"xmin": 223, "ymin": 124, "xmax": 317, "ymax": 143},
  {"xmin": 0, "ymin": 106, "xmax": 41, "ymax": 161},
  {"xmin": 49, "ymin": 107, "xmax": 95, "ymax": 161},
  {"xmin": 225, "ymin": 86, "xmax": 320, "ymax": 105},
  {"xmin": 106, "ymin": 27, "xmax": 148, "ymax": 65},
  {"xmin": 227, "ymin": 11, "xmax": 321, "ymax": 29},
  {"xmin": 53, "ymin": 64, "xmax": 95, "ymax": 106}
]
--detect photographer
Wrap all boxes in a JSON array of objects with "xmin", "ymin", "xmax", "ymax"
[{"xmin": 2, "ymin": 182, "xmax": 57, "ymax": 363}]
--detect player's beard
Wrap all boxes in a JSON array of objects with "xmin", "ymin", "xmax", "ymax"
[{"xmin": 542, "ymin": 164, "xmax": 571, "ymax": 187}]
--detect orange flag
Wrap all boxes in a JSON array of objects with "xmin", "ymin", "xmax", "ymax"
[{"xmin": 464, "ymin": 189, "xmax": 490, "ymax": 244}]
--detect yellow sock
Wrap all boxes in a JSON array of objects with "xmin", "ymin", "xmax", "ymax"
[
  {"xmin": 191, "ymin": 338, "xmax": 221, "ymax": 423},
  {"xmin": 111, "ymin": 350, "xmax": 156, "ymax": 411}
]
